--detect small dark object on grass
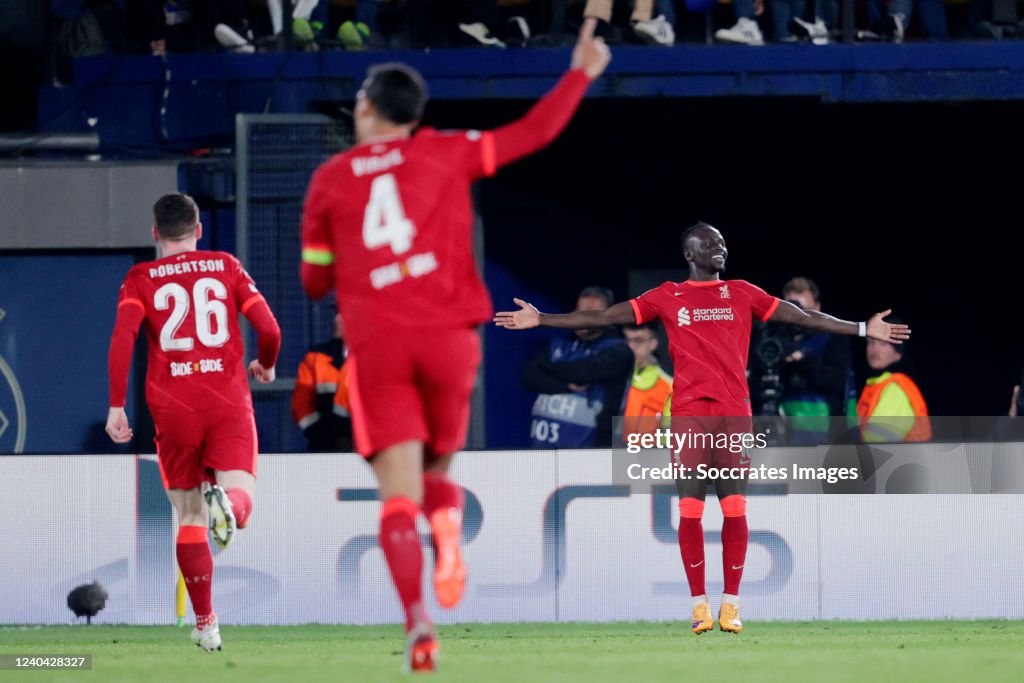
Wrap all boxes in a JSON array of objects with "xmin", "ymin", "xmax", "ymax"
[{"xmin": 67, "ymin": 580, "xmax": 108, "ymax": 624}]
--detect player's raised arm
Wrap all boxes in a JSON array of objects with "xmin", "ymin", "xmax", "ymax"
[
  {"xmin": 494, "ymin": 297, "xmax": 635, "ymax": 330},
  {"xmin": 485, "ymin": 19, "xmax": 611, "ymax": 172},
  {"xmin": 770, "ymin": 302, "xmax": 912, "ymax": 344},
  {"xmin": 572, "ymin": 17, "xmax": 613, "ymax": 79}
]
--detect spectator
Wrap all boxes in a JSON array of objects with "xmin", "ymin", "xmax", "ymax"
[
  {"xmin": 622, "ymin": 322, "xmax": 673, "ymax": 438},
  {"xmin": 775, "ymin": 1, "xmax": 832, "ymax": 43},
  {"xmin": 277, "ymin": 0, "xmax": 332, "ymax": 49},
  {"xmin": 52, "ymin": 0, "xmax": 126, "ymax": 69},
  {"xmin": 777, "ymin": 277, "xmax": 854, "ymax": 444},
  {"xmin": 291, "ymin": 312, "xmax": 353, "ymax": 451},
  {"xmin": 968, "ymin": 0, "xmax": 1022, "ymax": 39},
  {"xmin": 865, "ymin": 0, "xmax": 949, "ymax": 41},
  {"xmin": 119, "ymin": 0, "xmax": 257, "ymax": 55},
  {"xmin": 522, "ymin": 286, "xmax": 633, "ymax": 448},
  {"xmin": 857, "ymin": 324, "xmax": 931, "ymax": 443},
  {"xmin": 715, "ymin": 0, "xmax": 764, "ymax": 45},
  {"xmin": 582, "ymin": 0, "xmax": 676, "ymax": 45},
  {"xmin": 210, "ymin": 0, "xmax": 258, "ymax": 53},
  {"xmin": 459, "ymin": 0, "xmax": 509, "ymax": 47}
]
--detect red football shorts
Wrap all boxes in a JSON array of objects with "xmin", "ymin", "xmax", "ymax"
[
  {"xmin": 670, "ymin": 398, "xmax": 753, "ymax": 471},
  {"xmin": 347, "ymin": 327, "xmax": 481, "ymax": 458},
  {"xmin": 152, "ymin": 405, "xmax": 258, "ymax": 490}
]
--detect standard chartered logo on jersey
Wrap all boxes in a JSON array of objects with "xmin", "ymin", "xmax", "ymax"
[
  {"xmin": 0, "ymin": 309, "xmax": 27, "ymax": 453},
  {"xmin": 677, "ymin": 305, "xmax": 734, "ymax": 326}
]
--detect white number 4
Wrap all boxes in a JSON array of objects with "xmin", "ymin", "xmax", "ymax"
[{"xmin": 363, "ymin": 173, "xmax": 415, "ymax": 255}]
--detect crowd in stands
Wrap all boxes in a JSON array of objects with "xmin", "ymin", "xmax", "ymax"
[{"xmin": 51, "ymin": 0, "xmax": 1024, "ymax": 62}]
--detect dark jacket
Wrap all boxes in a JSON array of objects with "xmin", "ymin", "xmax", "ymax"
[{"xmin": 523, "ymin": 328, "xmax": 633, "ymax": 448}]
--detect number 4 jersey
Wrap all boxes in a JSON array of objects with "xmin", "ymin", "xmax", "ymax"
[
  {"xmin": 301, "ymin": 129, "xmax": 494, "ymax": 347},
  {"xmin": 300, "ymin": 69, "xmax": 594, "ymax": 348},
  {"xmin": 108, "ymin": 250, "xmax": 281, "ymax": 413}
]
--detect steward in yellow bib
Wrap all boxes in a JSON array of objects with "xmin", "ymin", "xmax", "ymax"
[
  {"xmin": 622, "ymin": 323, "xmax": 672, "ymax": 436},
  {"xmin": 291, "ymin": 313, "xmax": 353, "ymax": 451},
  {"xmin": 858, "ymin": 332, "xmax": 931, "ymax": 443}
]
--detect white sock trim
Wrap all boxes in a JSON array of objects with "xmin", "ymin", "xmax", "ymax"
[
  {"xmin": 722, "ymin": 593, "xmax": 740, "ymax": 607},
  {"xmin": 691, "ymin": 594, "xmax": 709, "ymax": 607}
]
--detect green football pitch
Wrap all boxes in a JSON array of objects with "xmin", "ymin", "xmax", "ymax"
[{"xmin": 2, "ymin": 621, "xmax": 1022, "ymax": 683}]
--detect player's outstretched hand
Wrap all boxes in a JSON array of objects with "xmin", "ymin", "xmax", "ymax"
[
  {"xmin": 249, "ymin": 360, "xmax": 276, "ymax": 384},
  {"xmin": 571, "ymin": 17, "xmax": 611, "ymax": 80},
  {"xmin": 105, "ymin": 406, "xmax": 133, "ymax": 444},
  {"xmin": 866, "ymin": 309, "xmax": 911, "ymax": 344},
  {"xmin": 494, "ymin": 298, "xmax": 541, "ymax": 330}
]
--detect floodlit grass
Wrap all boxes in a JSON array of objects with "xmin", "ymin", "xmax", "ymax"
[{"xmin": 2, "ymin": 620, "xmax": 1022, "ymax": 682}]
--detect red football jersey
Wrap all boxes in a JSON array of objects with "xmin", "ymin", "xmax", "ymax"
[
  {"xmin": 630, "ymin": 280, "xmax": 780, "ymax": 409},
  {"xmin": 116, "ymin": 251, "xmax": 266, "ymax": 412},
  {"xmin": 301, "ymin": 128, "xmax": 495, "ymax": 348}
]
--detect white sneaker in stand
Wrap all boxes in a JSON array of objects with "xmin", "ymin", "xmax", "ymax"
[
  {"xmin": 214, "ymin": 23, "xmax": 255, "ymax": 54},
  {"xmin": 458, "ymin": 22, "xmax": 506, "ymax": 48},
  {"xmin": 791, "ymin": 17, "xmax": 830, "ymax": 45},
  {"xmin": 633, "ymin": 16, "xmax": 676, "ymax": 47},
  {"xmin": 715, "ymin": 17, "xmax": 765, "ymax": 46}
]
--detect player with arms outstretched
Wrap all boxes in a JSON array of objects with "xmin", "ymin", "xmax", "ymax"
[
  {"xmin": 106, "ymin": 193, "xmax": 281, "ymax": 651},
  {"xmin": 300, "ymin": 21, "xmax": 610, "ymax": 672},
  {"xmin": 495, "ymin": 221, "xmax": 910, "ymax": 635}
]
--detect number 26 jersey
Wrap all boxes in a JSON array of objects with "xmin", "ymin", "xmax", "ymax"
[{"xmin": 117, "ymin": 251, "xmax": 265, "ymax": 412}]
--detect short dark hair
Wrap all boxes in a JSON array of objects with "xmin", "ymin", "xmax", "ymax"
[
  {"xmin": 578, "ymin": 286, "xmax": 615, "ymax": 308},
  {"xmin": 153, "ymin": 193, "xmax": 199, "ymax": 240},
  {"xmin": 680, "ymin": 221, "xmax": 714, "ymax": 251},
  {"xmin": 783, "ymin": 277, "xmax": 820, "ymax": 304},
  {"xmin": 363, "ymin": 63, "xmax": 428, "ymax": 125}
]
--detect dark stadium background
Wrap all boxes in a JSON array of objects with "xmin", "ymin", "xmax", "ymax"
[
  {"xmin": 3, "ymin": 23, "xmax": 1023, "ymax": 448},
  {"xmin": 429, "ymin": 97, "xmax": 1024, "ymax": 446}
]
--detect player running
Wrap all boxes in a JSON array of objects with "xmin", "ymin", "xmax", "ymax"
[
  {"xmin": 105, "ymin": 193, "xmax": 281, "ymax": 652},
  {"xmin": 300, "ymin": 20, "xmax": 610, "ymax": 672},
  {"xmin": 494, "ymin": 221, "xmax": 909, "ymax": 635}
]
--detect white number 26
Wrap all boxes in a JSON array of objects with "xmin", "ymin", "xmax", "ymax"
[{"xmin": 154, "ymin": 277, "xmax": 229, "ymax": 352}]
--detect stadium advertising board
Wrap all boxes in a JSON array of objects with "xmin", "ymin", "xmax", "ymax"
[{"xmin": 1, "ymin": 451, "xmax": 1022, "ymax": 624}]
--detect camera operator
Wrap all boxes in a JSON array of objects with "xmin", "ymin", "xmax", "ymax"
[{"xmin": 752, "ymin": 278, "xmax": 853, "ymax": 444}]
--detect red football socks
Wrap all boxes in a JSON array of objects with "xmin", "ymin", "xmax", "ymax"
[
  {"xmin": 176, "ymin": 525, "xmax": 213, "ymax": 617},
  {"xmin": 226, "ymin": 488, "xmax": 253, "ymax": 529},
  {"xmin": 678, "ymin": 498, "xmax": 706, "ymax": 597},
  {"xmin": 421, "ymin": 473, "xmax": 464, "ymax": 518},
  {"xmin": 380, "ymin": 497, "xmax": 427, "ymax": 632},
  {"xmin": 195, "ymin": 612, "xmax": 217, "ymax": 630},
  {"xmin": 720, "ymin": 495, "xmax": 749, "ymax": 596}
]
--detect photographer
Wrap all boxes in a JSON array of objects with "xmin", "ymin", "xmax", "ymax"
[{"xmin": 753, "ymin": 278, "xmax": 853, "ymax": 444}]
